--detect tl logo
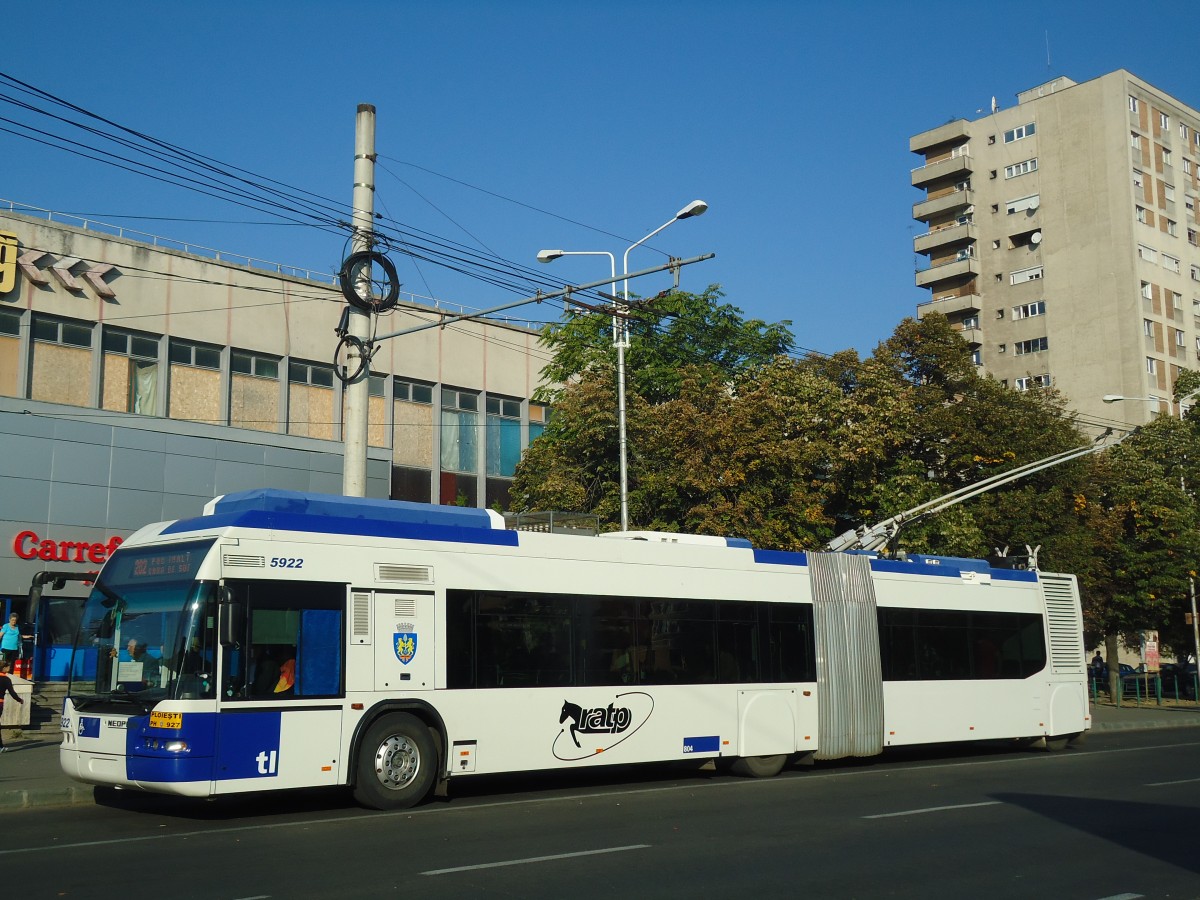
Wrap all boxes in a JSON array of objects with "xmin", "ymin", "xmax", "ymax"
[
  {"xmin": 255, "ymin": 750, "xmax": 279, "ymax": 775},
  {"xmin": 394, "ymin": 622, "xmax": 417, "ymax": 665}
]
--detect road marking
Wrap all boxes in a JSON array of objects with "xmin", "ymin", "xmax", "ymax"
[
  {"xmin": 4, "ymin": 737, "xmax": 1198, "ymax": 857},
  {"xmin": 421, "ymin": 844, "xmax": 650, "ymax": 876},
  {"xmin": 863, "ymin": 801, "xmax": 1001, "ymax": 819},
  {"xmin": 1094, "ymin": 894, "xmax": 1143, "ymax": 899},
  {"xmin": 1145, "ymin": 776, "xmax": 1200, "ymax": 786}
]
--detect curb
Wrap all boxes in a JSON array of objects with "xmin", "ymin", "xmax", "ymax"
[{"xmin": 0, "ymin": 785, "xmax": 95, "ymax": 811}]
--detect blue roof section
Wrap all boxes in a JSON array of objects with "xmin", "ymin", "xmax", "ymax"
[
  {"xmin": 870, "ymin": 557, "xmax": 1038, "ymax": 582},
  {"xmin": 161, "ymin": 489, "xmax": 518, "ymax": 547},
  {"xmin": 752, "ymin": 548, "xmax": 809, "ymax": 567}
]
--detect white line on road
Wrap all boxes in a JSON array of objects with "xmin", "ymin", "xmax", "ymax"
[
  {"xmin": 863, "ymin": 801, "xmax": 1001, "ymax": 819},
  {"xmin": 1145, "ymin": 776, "xmax": 1200, "ymax": 786},
  {"xmin": 1094, "ymin": 893, "xmax": 1144, "ymax": 899},
  {"xmin": 421, "ymin": 844, "xmax": 650, "ymax": 876}
]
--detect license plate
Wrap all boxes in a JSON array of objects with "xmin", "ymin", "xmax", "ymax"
[{"xmin": 149, "ymin": 711, "xmax": 182, "ymax": 729}]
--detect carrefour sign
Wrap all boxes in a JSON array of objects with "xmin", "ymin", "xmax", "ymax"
[{"xmin": 13, "ymin": 531, "xmax": 124, "ymax": 564}]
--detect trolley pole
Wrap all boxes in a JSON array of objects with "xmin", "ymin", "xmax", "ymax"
[{"xmin": 343, "ymin": 103, "xmax": 376, "ymax": 497}]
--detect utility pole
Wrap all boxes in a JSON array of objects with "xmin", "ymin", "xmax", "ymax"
[{"xmin": 342, "ymin": 103, "xmax": 375, "ymax": 497}]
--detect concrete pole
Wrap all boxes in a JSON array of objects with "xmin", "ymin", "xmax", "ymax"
[{"xmin": 343, "ymin": 103, "xmax": 375, "ymax": 497}]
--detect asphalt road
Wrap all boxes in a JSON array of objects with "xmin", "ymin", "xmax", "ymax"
[{"xmin": 6, "ymin": 729, "xmax": 1199, "ymax": 900}]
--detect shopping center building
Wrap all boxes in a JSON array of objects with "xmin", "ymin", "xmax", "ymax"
[{"xmin": 0, "ymin": 205, "xmax": 551, "ymax": 678}]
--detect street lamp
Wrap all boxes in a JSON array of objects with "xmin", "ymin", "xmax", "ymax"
[
  {"xmin": 538, "ymin": 200, "xmax": 708, "ymax": 532},
  {"xmin": 1102, "ymin": 390, "xmax": 1200, "ymax": 683}
]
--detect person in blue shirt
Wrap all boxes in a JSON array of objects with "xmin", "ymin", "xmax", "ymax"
[{"xmin": 0, "ymin": 614, "xmax": 20, "ymax": 667}]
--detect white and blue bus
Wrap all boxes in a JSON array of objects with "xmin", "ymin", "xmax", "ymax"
[{"xmin": 59, "ymin": 489, "xmax": 1090, "ymax": 809}]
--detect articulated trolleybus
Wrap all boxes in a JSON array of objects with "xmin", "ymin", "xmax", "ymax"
[{"xmin": 60, "ymin": 489, "xmax": 1089, "ymax": 809}]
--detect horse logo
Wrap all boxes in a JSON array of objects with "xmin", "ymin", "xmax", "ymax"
[{"xmin": 553, "ymin": 693, "xmax": 654, "ymax": 760}]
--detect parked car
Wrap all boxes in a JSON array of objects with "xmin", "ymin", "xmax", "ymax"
[{"xmin": 1157, "ymin": 662, "xmax": 1198, "ymax": 700}]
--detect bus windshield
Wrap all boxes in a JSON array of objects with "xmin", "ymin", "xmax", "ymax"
[{"xmin": 68, "ymin": 540, "xmax": 218, "ymax": 711}]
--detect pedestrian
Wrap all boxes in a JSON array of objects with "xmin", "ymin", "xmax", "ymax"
[
  {"xmin": 0, "ymin": 614, "xmax": 20, "ymax": 667},
  {"xmin": 0, "ymin": 660, "xmax": 26, "ymax": 752}
]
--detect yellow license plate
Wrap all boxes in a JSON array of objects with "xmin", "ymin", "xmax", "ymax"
[{"xmin": 149, "ymin": 711, "xmax": 182, "ymax": 729}]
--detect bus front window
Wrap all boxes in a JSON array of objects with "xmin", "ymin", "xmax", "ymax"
[{"xmin": 68, "ymin": 540, "xmax": 218, "ymax": 710}]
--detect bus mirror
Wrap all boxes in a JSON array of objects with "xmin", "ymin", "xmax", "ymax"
[{"xmin": 219, "ymin": 588, "xmax": 243, "ymax": 646}]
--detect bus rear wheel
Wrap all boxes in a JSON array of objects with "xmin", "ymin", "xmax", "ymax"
[
  {"xmin": 353, "ymin": 713, "xmax": 437, "ymax": 810},
  {"xmin": 730, "ymin": 754, "xmax": 787, "ymax": 778}
]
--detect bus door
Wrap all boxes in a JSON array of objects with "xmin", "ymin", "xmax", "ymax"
[{"xmin": 215, "ymin": 578, "xmax": 346, "ymax": 791}]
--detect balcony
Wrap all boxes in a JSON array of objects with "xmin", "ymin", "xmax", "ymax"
[
  {"xmin": 914, "ymin": 222, "xmax": 976, "ymax": 256},
  {"xmin": 917, "ymin": 293, "xmax": 982, "ymax": 320},
  {"xmin": 912, "ymin": 152, "xmax": 972, "ymax": 187},
  {"xmin": 910, "ymin": 119, "xmax": 969, "ymax": 155},
  {"xmin": 915, "ymin": 255, "xmax": 979, "ymax": 288},
  {"xmin": 913, "ymin": 188, "xmax": 973, "ymax": 222},
  {"xmin": 959, "ymin": 326, "xmax": 983, "ymax": 347}
]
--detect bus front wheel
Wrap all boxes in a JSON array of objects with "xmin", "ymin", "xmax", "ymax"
[
  {"xmin": 353, "ymin": 713, "xmax": 438, "ymax": 810},
  {"xmin": 730, "ymin": 754, "xmax": 787, "ymax": 778}
]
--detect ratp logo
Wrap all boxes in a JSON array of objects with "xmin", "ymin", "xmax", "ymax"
[
  {"xmin": 552, "ymin": 692, "xmax": 655, "ymax": 761},
  {"xmin": 394, "ymin": 621, "xmax": 417, "ymax": 664}
]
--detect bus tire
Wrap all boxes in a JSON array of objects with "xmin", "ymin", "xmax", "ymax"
[
  {"xmin": 1044, "ymin": 734, "xmax": 1070, "ymax": 752},
  {"xmin": 353, "ymin": 713, "xmax": 437, "ymax": 810},
  {"xmin": 730, "ymin": 754, "xmax": 787, "ymax": 778}
]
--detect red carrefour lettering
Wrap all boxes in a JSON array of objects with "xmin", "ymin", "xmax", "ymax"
[
  {"xmin": 14, "ymin": 531, "xmax": 38, "ymax": 560},
  {"xmin": 10, "ymin": 530, "xmax": 124, "ymax": 563}
]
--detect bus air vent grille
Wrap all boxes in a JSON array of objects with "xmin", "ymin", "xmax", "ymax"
[
  {"xmin": 395, "ymin": 597, "xmax": 417, "ymax": 617},
  {"xmin": 351, "ymin": 592, "xmax": 371, "ymax": 642},
  {"xmin": 375, "ymin": 564, "xmax": 433, "ymax": 584},
  {"xmin": 223, "ymin": 554, "xmax": 266, "ymax": 568},
  {"xmin": 1041, "ymin": 572, "xmax": 1084, "ymax": 673}
]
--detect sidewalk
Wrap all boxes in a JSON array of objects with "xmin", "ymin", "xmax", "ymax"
[{"xmin": 3, "ymin": 701, "xmax": 1198, "ymax": 813}]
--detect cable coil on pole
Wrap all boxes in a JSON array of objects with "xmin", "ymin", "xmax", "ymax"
[{"xmin": 338, "ymin": 250, "xmax": 400, "ymax": 313}]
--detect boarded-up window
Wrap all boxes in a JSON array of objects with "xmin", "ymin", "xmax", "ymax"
[
  {"xmin": 0, "ymin": 309, "xmax": 20, "ymax": 397},
  {"xmin": 230, "ymin": 350, "xmax": 280, "ymax": 433},
  {"xmin": 30, "ymin": 315, "xmax": 91, "ymax": 408},
  {"xmin": 288, "ymin": 361, "xmax": 335, "ymax": 440},
  {"xmin": 168, "ymin": 339, "xmax": 222, "ymax": 424},
  {"xmin": 393, "ymin": 378, "xmax": 433, "ymax": 467},
  {"xmin": 102, "ymin": 329, "xmax": 160, "ymax": 415}
]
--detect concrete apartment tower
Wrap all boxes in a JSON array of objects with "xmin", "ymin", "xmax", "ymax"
[{"xmin": 910, "ymin": 70, "xmax": 1200, "ymax": 426}]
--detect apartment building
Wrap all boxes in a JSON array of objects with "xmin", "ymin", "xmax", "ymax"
[{"xmin": 910, "ymin": 70, "xmax": 1200, "ymax": 424}]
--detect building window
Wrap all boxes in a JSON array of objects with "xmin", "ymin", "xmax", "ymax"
[
  {"xmin": 30, "ymin": 314, "xmax": 92, "ymax": 408},
  {"xmin": 485, "ymin": 395, "xmax": 522, "ymax": 479},
  {"xmin": 441, "ymin": 387, "xmax": 479, "ymax": 476},
  {"xmin": 167, "ymin": 338, "xmax": 222, "ymax": 424},
  {"xmin": 1006, "ymin": 194, "xmax": 1040, "ymax": 214},
  {"xmin": 1014, "ymin": 338, "xmax": 1048, "ymax": 356},
  {"xmin": 1172, "ymin": 291, "xmax": 1183, "ymax": 310},
  {"xmin": 1189, "ymin": 228, "xmax": 1198, "ymax": 247},
  {"xmin": 1181, "ymin": 122, "xmax": 1190, "ymax": 140},
  {"xmin": 1164, "ymin": 183, "xmax": 1176, "ymax": 202},
  {"xmin": 1193, "ymin": 265, "xmax": 1200, "ymax": 283},
  {"xmin": 1144, "ymin": 318, "xmax": 1154, "ymax": 337},
  {"xmin": 1129, "ymin": 96, "xmax": 1139, "ymax": 113},
  {"xmin": 1147, "ymin": 357, "xmax": 1158, "ymax": 375},
  {"xmin": 1010, "ymin": 266, "xmax": 1044, "ymax": 285},
  {"xmin": 1004, "ymin": 158, "xmax": 1037, "ymax": 179},
  {"xmin": 101, "ymin": 328, "xmax": 159, "ymax": 415},
  {"xmin": 1003, "ymin": 122, "xmax": 1036, "ymax": 143},
  {"xmin": 1136, "ymin": 206, "xmax": 1148, "ymax": 224},
  {"xmin": 1167, "ymin": 219, "xmax": 1178, "ymax": 236},
  {"xmin": 390, "ymin": 378, "xmax": 434, "ymax": 502},
  {"xmin": 1013, "ymin": 301, "xmax": 1046, "ymax": 319},
  {"xmin": 1163, "ymin": 147, "xmax": 1173, "ymax": 166},
  {"xmin": 1184, "ymin": 159, "xmax": 1193, "ymax": 176},
  {"xmin": 1015, "ymin": 374, "xmax": 1051, "ymax": 391},
  {"xmin": 1138, "ymin": 244, "xmax": 1158, "ymax": 263},
  {"xmin": 970, "ymin": 349, "xmax": 981, "ymax": 366},
  {"xmin": 1133, "ymin": 170, "xmax": 1145, "ymax": 190},
  {"xmin": 287, "ymin": 360, "xmax": 336, "ymax": 440},
  {"xmin": 229, "ymin": 350, "xmax": 280, "ymax": 433},
  {"xmin": 0, "ymin": 307, "xmax": 20, "ymax": 399},
  {"xmin": 1177, "ymin": 329, "xmax": 1187, "ymax": 348},
  {"xmin": 1160, "ymin": 112, "xmax": 1170, "ymax": 130},
  {"xmin": 1131, "ymin": 132, "xmax": 1142, "ymax": 150},
  {"xmin": 1164, "ymin": 255, "xmax": 1181, "ymax": 274},
  {"xmin": 1188, "ymin": 195, "xmax": 1197, "ymax": 213}
]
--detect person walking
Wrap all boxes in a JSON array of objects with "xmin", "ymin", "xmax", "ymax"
[
  {"xmin": 0, "ymin": 660, "xmax": 26, "ymax": 752},
  {"xmin": 0, "ymin": 614, "xmax": 20, "ymax": 667}
]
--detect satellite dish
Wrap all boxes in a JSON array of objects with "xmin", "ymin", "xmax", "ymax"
[{"xmin": 1030, "ymin": 231, "xmax": 1043, "ymax": 245}]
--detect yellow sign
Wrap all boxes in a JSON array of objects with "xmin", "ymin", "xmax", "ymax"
[
  {"xmin": 149, "ymin": 711, "xmax": 183, "ymax": 729},
  {"xmin": 0, "ymin": 231, "xmax": 16, "ymax": 294}
]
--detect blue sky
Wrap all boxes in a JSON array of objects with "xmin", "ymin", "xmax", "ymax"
[{"xmin": 3, "ymin": 0, "xmax": 1198, "ymax": 359}]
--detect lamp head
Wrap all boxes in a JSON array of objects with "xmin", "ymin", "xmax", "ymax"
[
  {"xmin": 675, "ymin": 200, "xmax": 708, "ymax": 220},
  {"xmin": 1101, "ymin": 395, "xmax": 1124, "ymax": 404},
  {"xmin": 536, "ymin": 249, "xmax": 564, "ymax": 264}
]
